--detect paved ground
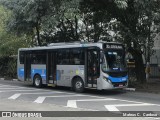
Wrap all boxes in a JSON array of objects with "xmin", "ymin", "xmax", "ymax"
[
  {"xmin": 134, "ymin": 78, "xmax": 160, "ymax": 94},
  {"xmin": 0, "ymin": 79, "xmax": 160, "ymax": 120}
]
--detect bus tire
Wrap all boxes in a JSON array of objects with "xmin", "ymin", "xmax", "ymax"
[
  {"xmin": 73, "ymin": 77, "xmax": 84, "ymax": 93},
  {"xmin": 33, "ymin": 75, "xmax": 42, "ymax": 88}
]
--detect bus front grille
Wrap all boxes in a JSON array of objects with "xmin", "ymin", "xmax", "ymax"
[{"xmin": 108, "ymin": 71, "xmax": 127, "ymax": 77}]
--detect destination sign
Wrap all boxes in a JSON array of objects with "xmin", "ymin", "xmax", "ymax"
[{"xmin": 104, "ymin": 44, "xmax": 123, "ymax": 49}]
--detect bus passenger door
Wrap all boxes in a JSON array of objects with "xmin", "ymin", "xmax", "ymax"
[
  {"xmin": 47, "ymin": 51, "xmax": 56, "ymax": 84},
  {"xmin": 86, "ymin": 48, "xmax": 100, "ymax": 88},
  {"xmin": 24, "ymin": 52, "xmax": 31, "ymax": 81}
]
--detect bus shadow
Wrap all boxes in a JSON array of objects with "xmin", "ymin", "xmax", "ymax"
[
  {"xmin": 24, "ymin": 84, "xmax": 126, "ymax": 96},
  {"xmin": 84, "ymin": 88, "xmax": 126, "ymax": 96}
]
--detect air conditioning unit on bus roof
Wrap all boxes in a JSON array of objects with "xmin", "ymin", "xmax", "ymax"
[{"xmin": 48, "ymin": 41, "xmax": 86, "ymax": 46}]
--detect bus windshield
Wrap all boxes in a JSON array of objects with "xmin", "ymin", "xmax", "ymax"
[{"xmin": 102, "ymin": 50, "xmax": 126, "ymax": 71}]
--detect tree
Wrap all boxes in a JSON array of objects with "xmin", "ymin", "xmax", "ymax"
[
  {"xmin": 79, "ymin": 0, "xmax": 160, "ymax": 83},
  {"xmin": 2, "ymin": 0, "xmax": 160, "ymax": 83},
  {"xmin": 78, "ymin": 0, "xmax": 127, "ymax": 42},
  {"xmin": 47, "ymin": 0, "xmax": 82, "ymax": 43},
  {"xmin": 1, "ymin": 0, "xmax": 61, "ymax": 46},
  {"xmin": 0, "ymin": 4, "xmax": 31, "ymax": 77},
  {"xmin": 0, "ymin": 4, "xmax": 30, "ymax": 57},
  {"xmin": 108, "ymin": 0, "xmax": 160, "ymax": 83}
]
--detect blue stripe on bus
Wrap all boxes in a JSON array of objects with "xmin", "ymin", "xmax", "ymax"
[
  {"xmin": 108, "ymin": 75, "xmax": 128, "ymax": 82},
  {"xmin": 18, "ymin": 68, "xmax": 24, "ymax": 79},
  {"xmin": 31, "ymin": 69, "xmax": 46, "ymax": 81}
]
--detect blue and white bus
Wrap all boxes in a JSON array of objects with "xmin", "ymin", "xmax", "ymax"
[{"xmin": 17, "ymin": 42, "xmax": 128, "ymax": 92}]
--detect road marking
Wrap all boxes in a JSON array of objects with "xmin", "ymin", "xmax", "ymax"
[
  {"xmin": 8, "ymin": 91, "xmax": 67, "ymax": 100},
  {"xmin": 0, "ymin": 84, "xmax": 41, "ymax": 90},
  {"xmin": 0, "ymin": 88, "xmax": 30, "ymax": 90},
  {"xmin": 73, "ymin": 95, "xmax": 160, "ymax": 107},
  {"xmin": 34, "ymin": 94, "xmax": 87, "ymax": 103},
  {"xmin": 0, "ymin": 84, "xmax": 18, "ymax": 87},
  {"xmin": 34, "ymin": 97, "xmax": 46, "ymax": 104},
  {"xmin": 105, "ymin": 105, "xmax": 119, "ymax": 111},
  {"xmin": 0, "ymin": 85, "xmax": 20, "ymax": 88},
  {"xmin": 105, "ymin": 103, "xmax": 156, "ymax": 111},
  {"xmin": 67, "ymin": 98, "xmax": 116, "ymax": 108},
  {"xmin": 0, "ymin": 85, "xmax": 41, "ymax": 90},
  {"xmin": 0, "ymin": 89, "xmax": 46, "ymax": 92},
  {"xmin": 67, "ymin": 100, "xmax": 78, "ymax": 108},
  {"xmin": 144, "ymin": 118, "xmax": 160, "ymax": 120},
  {"xmin": 8, "ymin": 94, "xmax": 21, "ymax": 99},
  {"xmin": 0, "ymin": 84, "xmax": 43, "ymax": 90},
  {"xmin": 154, "ymin": 118, "xmax": 160, "ymax": 120},
  {"xmin": 0, "ymin": 85, "xmax": 35, "ymax": 89}
]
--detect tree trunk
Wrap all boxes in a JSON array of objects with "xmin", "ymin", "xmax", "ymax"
[
  {"xmin": 75, "ymin": 16, "xmax": 79, "ymax": 41},
  {"xmin": 35, "ymin": 24, "xmax": 41, "ymax": 46},
  {"xmin": 93, "ymin": 23, "xmax": 99, "ymax": 42},
  {"xmin": 130, "ymin": 49, "xmax": 146, "ymax": 83}
]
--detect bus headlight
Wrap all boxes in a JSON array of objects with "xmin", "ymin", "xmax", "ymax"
[
  {"xmin": 103, "ymin": 77, "xmax": 112, "ymax": 84},
  {"xmin": 103, "ymin": 76, "xmax": 107, "ymax": 81}
]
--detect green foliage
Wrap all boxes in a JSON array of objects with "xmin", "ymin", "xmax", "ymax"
[
  {"xmin": 0, "ymin": 5, "xmax": 10, "ymax": 34},
  {"xmin": 0, "ymin": 0, "xmax": 160, "ymax": 82},
  {"xmin": 114, "ymin": 0, "xmax": 128, "ymax": 9},
  {"xmin": 0, "ymin": 4, "xmax": 30, "ymax": 57},
  {"xmin": 0, "ymin": 34, "xmax": 30, "ymax": 57},
  {"xmin": 0, "ymin": 56, "xmax": 17, "ymax": 78},
  {"xmin": 1, "ymin": 0, "xmax": 62, "ymax": 46},
  {"xmin": 0, "ymin": 4, "xmax": 31, "ymax": 78},
  {"xmin": 7, "ymin": 57, "xmax": 17, "ymax": 77}
]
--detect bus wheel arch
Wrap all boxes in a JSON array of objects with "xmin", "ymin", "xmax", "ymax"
[
  {"xmin": 33, "ymin": 74, "xmax": 42, "ymax": 88},
  {"xmin": 72, "ymin": 76, "xmax": 84, "ymax": 93}
]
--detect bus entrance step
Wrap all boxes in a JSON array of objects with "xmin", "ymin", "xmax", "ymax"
[
  {"xmin": 47, "ymin": 84, "xmax": 56, "ymax": 87},
  {"xmin": 49, "ymin": 80, "xmax": 54, "ymax": 83},
  {"xmin": 85, "ymin": 87, "xmax": 97, "ymax": 89}
]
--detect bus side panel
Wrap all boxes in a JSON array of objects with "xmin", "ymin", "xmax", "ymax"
[
  {"xmin": 18, "ymin": 64, "xmax": 25, "ymax": 81},
  {"xmin": 56, "ymin": 65, "xmax": 85, "ymax": 87},
  {"xmin": 31, "ymin": 64, "xmax": 47, "ymax": 84}
]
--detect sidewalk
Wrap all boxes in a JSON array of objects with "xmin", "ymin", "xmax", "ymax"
[{"xmin": 135, "ymin": 78, "xmax": 160, "ymax": 93}]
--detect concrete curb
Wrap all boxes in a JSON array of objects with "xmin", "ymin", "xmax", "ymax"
[
  {"xmin": 123, "ymin": 88, "xmax": 136, "ymax": 91},
  {"xmin": 0, "ymin": 78, "xmax": 19, "ymax": 81},
  {"xmin": 0, "ymin": 78, "xmax": 5, "ymax": 80},
  {"xmin": 12, "ymin": 79, "xmax": 18, "ymax": 81}
]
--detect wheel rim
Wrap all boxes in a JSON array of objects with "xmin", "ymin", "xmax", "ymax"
[
  {"xmin": 75, "ymin": 81, "xmax": 82, "ymax": 89},
  {"xmin": 35, "ymin": 77, "xmax": 40, "ymax": 86}
]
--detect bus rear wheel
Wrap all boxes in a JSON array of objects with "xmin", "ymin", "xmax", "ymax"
[
  {"xmin": 34, "ymin": 75, "xmax": 42, "ymax": 88},
  {"xmin": 73, "ymin": 77, "xmax": 84, "ymax": 93}
]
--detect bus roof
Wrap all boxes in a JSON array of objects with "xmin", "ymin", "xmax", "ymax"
[{"xmin": 19, "ymin": 41, "xmax": 122, "ymax": 51}]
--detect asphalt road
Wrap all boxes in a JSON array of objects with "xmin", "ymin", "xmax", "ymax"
[{"xmin": 0, "ymin": 79, "xmax": 160, "ymax": 120}]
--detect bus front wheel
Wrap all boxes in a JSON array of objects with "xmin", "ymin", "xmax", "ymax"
[
  {"xmin": 33, "ymin": 75, "xmax": 42, "ymax": 88},
  {"xmin": 73, "ymin": 77, "xmax": 84, "ymax": 93}
]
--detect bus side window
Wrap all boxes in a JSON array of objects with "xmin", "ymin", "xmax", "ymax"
[
  {"xmin": 70, "ymin": 49, "xmax": 84, "ymax": 65},
  {"xmin": 57, "ymin": 49, "xmax": 84, "ymax": 65},
  {"xmin": 31, "ymin": 51, "xmax": 46, "ymax": 64},
  {"xmin": 57, "ymin": 49, "xmax": 70, "ymax": 65}
]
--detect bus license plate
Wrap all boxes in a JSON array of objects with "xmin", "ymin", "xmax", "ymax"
[{"xmin": 119, "ymin": 84, "xmax": 123, "ymax": 87}]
